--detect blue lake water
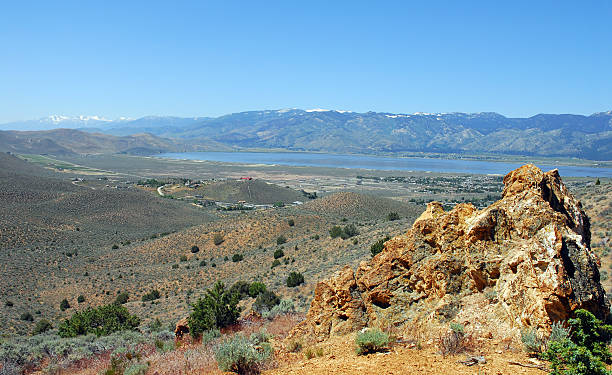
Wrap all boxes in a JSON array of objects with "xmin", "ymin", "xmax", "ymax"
[{"xmin": 157, "ymin": 151, "xmax": 612, "ymax": 178}]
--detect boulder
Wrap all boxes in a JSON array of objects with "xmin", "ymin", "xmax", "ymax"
[
  {"xmin": 290, "ymin": 165, "xmax": 609, "ymax": 342},
  {"xmin": 174, "ymin": 317, "xmax": 189, "ymax": 338}
]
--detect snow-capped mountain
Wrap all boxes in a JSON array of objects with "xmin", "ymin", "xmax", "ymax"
[{"xmin": 0, "ymin": 115, "xmax": 129, "ymax": 131}]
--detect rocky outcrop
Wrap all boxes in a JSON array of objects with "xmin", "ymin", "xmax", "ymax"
[{"xmin": 290, "ymin": 165, "xmax": 609, "ymax": 342}]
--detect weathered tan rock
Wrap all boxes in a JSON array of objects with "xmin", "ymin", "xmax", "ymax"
[
  {"xmin": 174, "ymin": 317, "xmax": 189, "ymax": 338},
  {"xmin": 290, "ymin": 165, "xmax": 608, "ymax": 342}
]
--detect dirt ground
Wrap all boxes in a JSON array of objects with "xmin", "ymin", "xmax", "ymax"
[{"xmin": 265, "ymin": 335, "xmax": 545, "ymax": 375}]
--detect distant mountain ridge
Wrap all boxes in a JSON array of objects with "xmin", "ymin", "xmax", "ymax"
[{"xmin": 1, "ymin": 109, "xmax": 611, "ymax": 159}]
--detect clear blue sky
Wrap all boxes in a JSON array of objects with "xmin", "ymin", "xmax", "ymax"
[{"xmin": 1, "ymin": 0, "xmax": 611, "ymax": 122}]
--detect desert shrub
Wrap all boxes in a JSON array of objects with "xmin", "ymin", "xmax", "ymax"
[
  {"xmin": 329, "ymin": 226, "xmax": 343, "ymax": 238},
  {"xmin": 549, "ymin": 321, "xmax": 571, "ymax": 343},
  {"xmin": 521, "ymin": 327, "xmax": 544, "ymax": 354},
  {"xmin": 5, "ymin": 300, "xmax": 13, "ymax": 307},
  {"xmin": 180, "ymin": 255, "xmax": 188, "ymax": 262},
  {"xmin": 115, "ymin": 292, "xmax": 129, "ymax": 305},
  {"xmin": 286, "ymin": 272, "xmax": 304, "ymax": 287},
  {"xmin": 287, "ymin": 219, "xmax": 295, "ymax": 227},
  {"xmin": 230, "ymin": 281, "xmax": 251, "ymax": 300},
  {"xmin": 191, "ymin": 245, "xmax": 200, "ymax": 253},
  {"xmin": 273, "ymin": 249, "xmax": 284, "ymax": 259},
  {"xmin": 330, "ymin": 224, "xmax": 359, "ymax": 239},
  {"xmin": 273, "ymin": 201, "xmax": 284, "ymax": 208},
  {"xmin": 249, "ymin": 329, "xmax": 271, "ymax": 345},
  {"xmin": 60, "ymin": 299, "xmax": 70, "ymax": 311},
  {"xmin": 141, "ymin": 290, "xmax": 160, "ymax": 302},
  {"xmin": 77, "ymin": 295, "xmax": 85, "ymax": 304},
  {"xmin": 20, "ymin": 312, "xmax": 34, "ymax": 322},
  {"xmin": 541, "ymin": 309, "xmax": 612, "ymax": 375},
  {"xmin": 188, "ymin": 282, "xmax": 240, "ymax": 337},
  {"xmin": 438, "ymin": 323, "xmax": 468, "ymax": 356},
  {"xmin": 341, "ymin": 224, "xmax": 359, "ymax": 239},
  {"xmin": 288, "ymin": 339, "xmax": 302, "ymax": 352},
  {"xmin": 147, "ymin": 318, "xmax": 163, "ymax": 332},
  {"xmin": 542, "ymin": 339, "xmax": 609, "ymax": 375},
  {"xmin": 271, "ymin": 259, "xmax": 281, "ymax": 268},
  {"xmin": 199, "ymin": 260, "xmax": 207, "ymax": 267},
  {"xmin": 276, "ymin": 235, "xmax": 287, "ymax": 245},
  {"xmin": 112, "ymin": 244, "xmax": 119, "ymax": 249},
  {"xmin": 214, "ymin": 333, "xmax": 272, "ymax": 375},
  {"xmin": 262, "ymin": 299, "xmax": 294, "ymax": 319},
  {"xmin": 370, "ymin": 236, "xmax": 391, "ymax": 257},
  {"xmin": 387, "ymin": 212, "xmax": 400, "ymax": 221},
  {"xmin": 32, "ymin": 319, "xmax": 53, "ymax": 335},
  {"xmin": 355, "ymin": 328, "xmax": 390, "ymax": 355},
  {"xmin": 58, "ymin": 303, "xmax": 140, "ymax": 338},
  {"xmin": 213, "ymin": 233, "xmax": 224, "ymax": 245},
  {"xmin": 232, "ymin": 253, "xmax": 244, "ymax": 262},
  {"xmin": 253, "ymin": 291, "xmax": 280, "ymax": 313},
  {"xmin": 248, "ymin": 282, "xmax": 266, "ymax": 298},
  {"xmin": 124, "ymin": 363, "xmax": 149, "ymax": 375},
  {"xmin": 201, "ymin": 328, "xmax": 221, "ymax": 346}
]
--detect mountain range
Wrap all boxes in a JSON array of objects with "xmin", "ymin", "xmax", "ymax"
[{"xmin": 1, "ymin": 109, "xmax": 611, "ymax": 160}]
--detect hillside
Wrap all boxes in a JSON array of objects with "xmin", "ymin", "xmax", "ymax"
[
  {"xmin": 303, "ymin": 192, "xmax": 423, "ymax": 221},
  {"xmin": 0, "ymin": 129, "xmax": 230, "ymax": 155},
  {"xmin": 192, "ymin": 179, "xmax": 309, "ymax": 205},
  {"xmin": 0, "ymin": 153, "xmax": 423, "ymax": 336},
  {"xmin": 2, "ymin": 109, "xmax": 611, "ymax": 159}
]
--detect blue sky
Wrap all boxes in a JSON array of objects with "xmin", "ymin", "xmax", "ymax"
[{"xmin": 1, "ymin": 0, "xmax": 611, "ymax": 122}]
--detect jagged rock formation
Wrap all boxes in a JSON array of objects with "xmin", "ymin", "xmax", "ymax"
[{"xmin": 290, "ymin": 165, "xmax": 609, "ymax": 342}]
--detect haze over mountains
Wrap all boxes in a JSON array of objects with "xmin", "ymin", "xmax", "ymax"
[{"xmin": 1, "ymin": 109, "xmax": 611, "ymax": 160}]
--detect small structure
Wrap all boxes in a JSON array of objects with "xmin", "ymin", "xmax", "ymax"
[{"xmin": 240, "ymin": 176, "xmax": 253, "ymax": 180}]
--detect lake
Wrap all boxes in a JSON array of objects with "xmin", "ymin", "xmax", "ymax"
[{"xmin": 157, "ymin": 151, "xmax": 612, "ymax": 178}]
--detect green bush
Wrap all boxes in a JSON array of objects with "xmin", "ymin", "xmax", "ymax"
[
  {"xmin": 387, "ymin": 212, "xmax": 400, "ymax": 221},
  {"xmin": 141, "ymin": 290, "xmax": 160, "ymax": 302},
  {"xmin": 60, "ymin": 299, "xmax": 70, "ymax": 311},
  {"xmin": 248, "ymin": 282, "xmax": 266, "ymax": 298},
  {"xmin": 253, "ymin": 290, "xmax": 280, "ymax": 313},
  {"xmin": 58, "ymin": 303, "xmax": 141, "ymax": 338},
  {"xmin": 214, "ymin": 334, "xmax": 272, "ymax": 374},
  {"xmin": 355, "ymin": 328, "xmax": 390, "ymax": 355},
  {"xmin": 286, "ymin": 272, "xmax": 304, "ymax": 287},
  {"xmin": 341, "ymin": 224, "xmax": 359, "ymax": 239},
  {"xmin": 369, "ymin": 236, "xmax": 391, "ymax": 257},
  {"xmin": 232, "ymin": 253, "xmax": 244, "ymax": 262},
  {"xmin": 276, "ymin": 235, "xmax": 287, "ymax": 245},
  {"xmin": 32, "ymin": 319, "xmax": 52, "ymax": 335},
  {"xmin": 20, "ymin": 312, "xmax": 34, "ymax": 322},
  {"xmin": 188, "ymin": 282, "xmax": 240, "ymax": 338},
  {"xmin": 191, "ymin": 245, "xmax": 200, "ymax": 253},
  {"xmin": 230, "ymin": 281, "xmax": 251, "ymax": 300},
  {"xmin": 77, "ymin": 295, "xmax": 85, "ymax": 304},
  {"xmin": 541, "ymin": 309, "xmax": 612, "ymax": 375},
  {"xmin": 271, "ymin": 259, "xmax": 281, "ymax": 268},
  {"xmin": 329, "ymin": 226, "xmax": 343, "ymax": 238},
  {"xmin": 330, "ymin": 224, "xmax": 359, "ymax": 240},
  {"xmin": 115, "ymin": 292, "xmax": 129, "ymax": 305},
  {"xmin": 273, "ymin": 249, "xmax": 284, "ymax": 259}
]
